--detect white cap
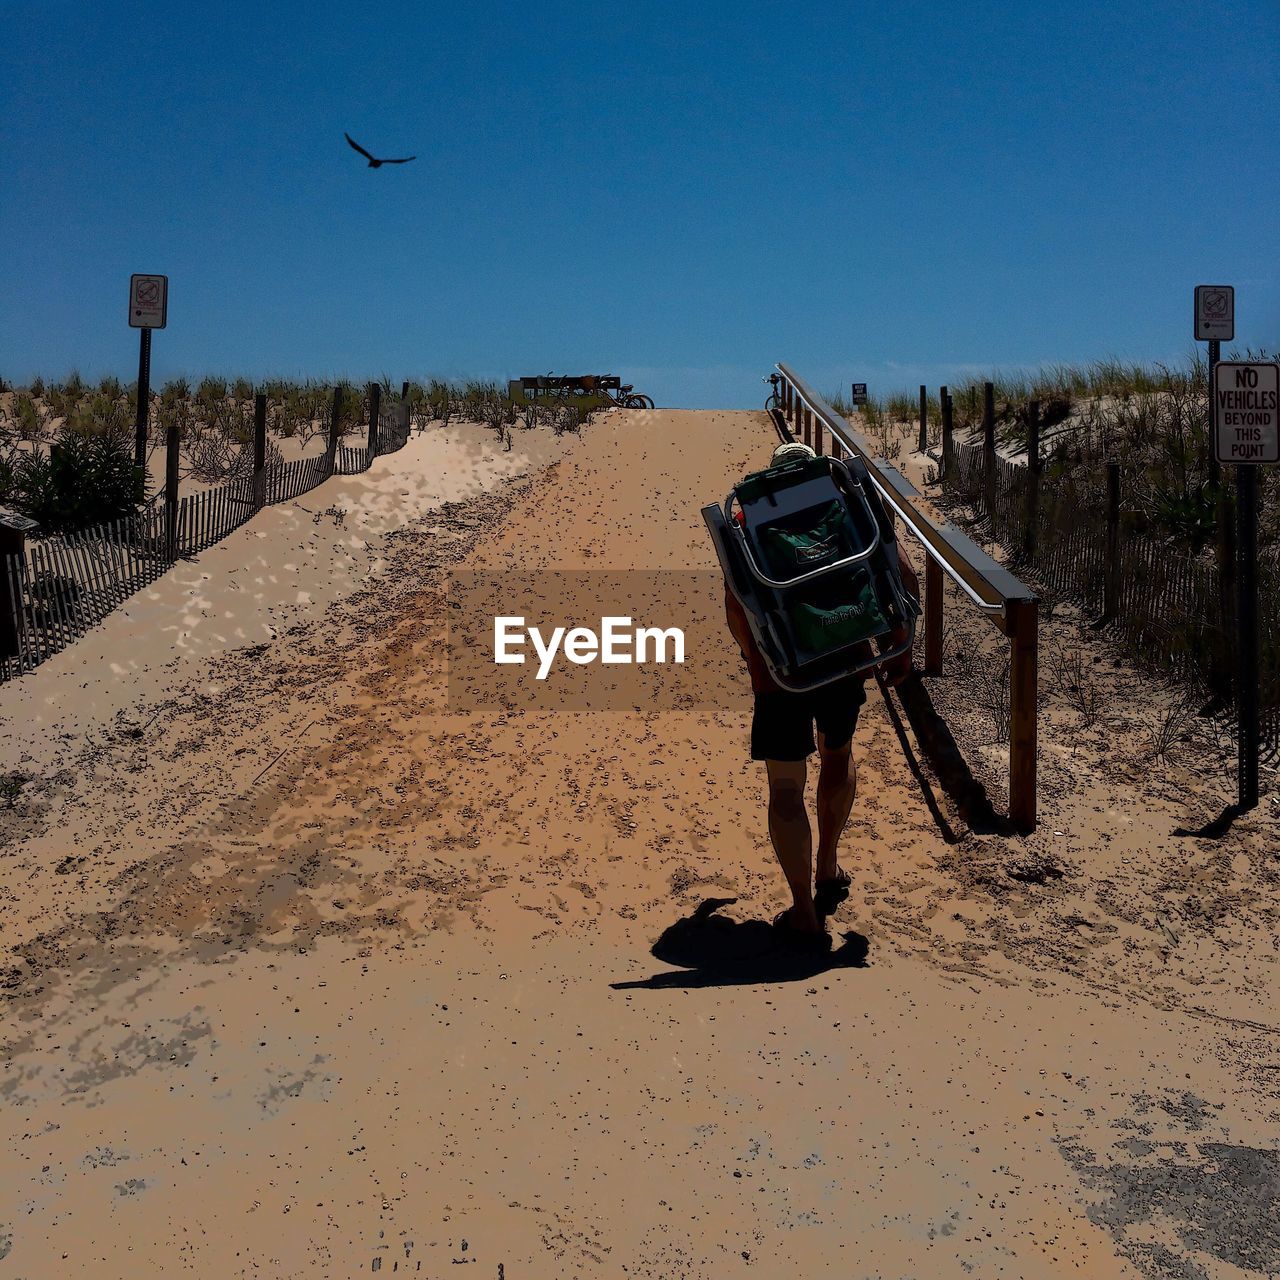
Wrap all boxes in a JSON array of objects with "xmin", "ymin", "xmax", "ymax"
[{"xmin": 771, "ymin": 441, "xmax": 816, "ymax": 465}]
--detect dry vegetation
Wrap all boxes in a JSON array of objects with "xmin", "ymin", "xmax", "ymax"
[
  {"xmin": 831, "ymin": 352, "xmax": 1279, "ymax": 555},
  {"xmin": 0, "ymin": 373, "xmax": 608, "ymax": 533},
  {"xmin": 829, "ymin": 353, "xmax": 1279, "ymax": 750}
]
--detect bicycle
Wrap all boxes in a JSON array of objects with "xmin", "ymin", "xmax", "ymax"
[{"xmin": 616, "ymin": 383, "xmax": 654, "ymax": 410}]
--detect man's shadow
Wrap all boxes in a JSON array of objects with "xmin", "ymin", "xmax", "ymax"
[{"xmin": 611, "ymin": 898, "xmax": 869, "ymax": 990}]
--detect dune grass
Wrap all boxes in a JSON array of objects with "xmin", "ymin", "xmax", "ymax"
[
  {"xmin": 824, "ymin": 352, "xmax": 1278, "ymax": 554},
  {"xmin": 0, "ymin": 374, "xmax": 608, "ymax": 514}
]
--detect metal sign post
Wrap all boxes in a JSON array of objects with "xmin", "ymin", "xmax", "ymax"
[
  {"xmin": 1195, "ymin": 284, "xmax": 1235, "ymax": 707},
  {"xmin": 133, "ymin": 330, "xmax": 151, "ymax": 471},
  {"xmin": 1212, "ymin": 359, "xmax": 1277, "ymax": 809},
  {"xmin": 1236, "ymin": 464, "xmax": 1259, "ymax": 808},
  {"xmin": 129, "ymin": 274, "xmax": 168, "ymax": 471}
]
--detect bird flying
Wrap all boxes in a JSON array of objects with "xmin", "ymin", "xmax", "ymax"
[{"xmin": 344, "ymin": 133, "xmax": 416, "ymax": 168}]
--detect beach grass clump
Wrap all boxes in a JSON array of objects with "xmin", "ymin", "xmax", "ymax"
[
  {"xmin": 1, "ymin": 371, "xmax": 614, "ymax": 501},
  {"xmin": 11, "ymin": 392, "xmax": 46, "ymax": 442},
  {"xmin": 4, "ymin": 427, "xmax": 141, "ymax": 533}
]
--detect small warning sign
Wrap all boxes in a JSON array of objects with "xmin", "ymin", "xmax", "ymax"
[
  {"xmin": 850, "ymin": 383, "xmax": 868, "ymax": 406},
  {"xmin": 1213, "ymin": 362, "xmax": 1278, "ymax": 465},
  {"xmin": 1195, "ymin": 284, "xmax": 1233, "ymax": 342},
  {"xmin": 129, "ymin": 274, "xmax": 168, "ymax": 329}
]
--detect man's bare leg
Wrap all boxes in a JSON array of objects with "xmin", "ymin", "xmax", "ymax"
[
  {"xmin": 765, "ymin": 759, "xmax": 822, "ymax": 932},
  {"xmin": 815, "ymin": 731, "xmax": 857, "ymax": 885}
]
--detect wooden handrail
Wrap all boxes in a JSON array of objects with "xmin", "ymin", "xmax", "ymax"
[
  {"xmin": 775, "ymin": 363, "xmax": 1035, "ymax": 631},
  {"xmin": 771, "ymin": 363, "xmax": 1040, "ymax": 831}
]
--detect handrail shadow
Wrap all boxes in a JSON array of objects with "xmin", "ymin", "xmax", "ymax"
[
  {"xmin": 611, "ymin": 898, "xmax": 869, "ymax": 991},
  {"xmin": 886, "ymin": 671, "xmax": 1018, "ymax": 837},
  {"xmin": 1172, "ymin": 801, "xmax": 1250, "ymax": 840}
]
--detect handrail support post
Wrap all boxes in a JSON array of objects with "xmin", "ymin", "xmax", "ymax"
[
  {"xmin": 1008, "ymin": 597, "xmax": 1038, "ymax": 832},
  {"xmin": 924, "ymin": 556, "xmax": 944, "ymax": 675}
]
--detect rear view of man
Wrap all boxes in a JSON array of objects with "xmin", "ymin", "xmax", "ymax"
[{"xmin": 724, "ymin": 441, "xmax": 919, "ymax": 946}]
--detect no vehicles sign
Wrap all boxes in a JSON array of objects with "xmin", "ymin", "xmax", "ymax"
[
  {"xmin": 1213, "ymin": 362, "xmax": 1278, "ymax": 464},
  {"xmin": 129, "ymin": 274, "xmax": 168, "ymax": 329}
]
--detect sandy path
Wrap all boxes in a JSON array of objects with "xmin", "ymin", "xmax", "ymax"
[{"xmin": 1, "ymin": 409, "xmax": 1277, "ymax": 1279}]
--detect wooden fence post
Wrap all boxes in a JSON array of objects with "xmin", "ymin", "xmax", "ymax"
[
  {"xmin": 401, "ymin": 380, "xmax": 409, "ymax": 400},
  {"xmin": 940, "ymin": 389, "xmax": 953, "ymax": 481},
  {"xmin": 327, "ymin": 384, "xmax": 343, "ymax": 475},
  {"xmin": 1023, "ymin": 400, "xmax": 1040, "ymax": 562},
  {"xmin": 368, "ymin": 383, "xmax": 381, "ymax": 456},
  {"xmin": 918, "ymin": 385, "xmax": 928, "ymax": 454},
  {"xmin": 983, "ymin": 380, "xmax": 996, "ymax": 523},
  {"xmin": 814, "ymin": 411, "xmax": 824, "ymax": 456},
  {"xmin": 1008, "ymin": 597, "xmax": 1039, "ymax": 832},
  {"xmin": 924, "ymin": 556, "xmax": 943, "ymax": 675},
  {"xmin": 253, "ymin": 393, "xmax": 267, "ymax": 511},
  {"xmin": 0, "ymin": 517, "xmax": 29, "ymax": 661},
  {"xmin": 165, "ymin": 407, "xmax": 180, "ymax": 560},
  {"xmin": 1104, "ymin": 460, "xmax": 1120, "ymax": 621}
]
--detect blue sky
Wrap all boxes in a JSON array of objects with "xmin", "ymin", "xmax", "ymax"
[{"xmin": 2, "ymin": 0, "xmax": 1278, "ymax": 407}]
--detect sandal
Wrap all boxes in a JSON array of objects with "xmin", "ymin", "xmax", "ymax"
[
  {"xmin": 773, "ymin": 908, "xmax": 832, "ymax": 951},
  {"xmin": 814, "ymin": 866, "xmax": 852, "ymax": 913}
]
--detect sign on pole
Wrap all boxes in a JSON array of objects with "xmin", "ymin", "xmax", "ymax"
[
  {"xmin": 1195, "ymin": 284, "xmax": 1234, "ymax": 342},
  {"xmin": 129, "ymin": 274, "xmax": 168, "ymax": 329},
  {"xmin": 850, "ymin": 382, "xmax": 868, "ymax": 407},
  {"xmin": 1213, "ymin": 361, "xmax": 1279, "ymax": 465},
  {"xmin": 1211, "ymin": 360, "xmax": 1275, "ymax": 810}
]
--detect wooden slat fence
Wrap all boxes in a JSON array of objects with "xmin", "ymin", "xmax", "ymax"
[
  {"xmin": 1, "ymin": 505, "xmax": 171, "ymax": 679},
  {"xmin": 2, "ymin": 390, "xmax": 415, "ymax": 681},
  {"xmin": 945, "ymin": 438, "xmax": 1279, "ymax": 756},
  {"xmin": 338, "ymin": 445, "xmax": 370, "ymax": 474}
]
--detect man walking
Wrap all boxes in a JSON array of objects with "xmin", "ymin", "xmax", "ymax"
[{"xmin": 724, "ymin": 441, "xmax": 918, "ymax": 946}]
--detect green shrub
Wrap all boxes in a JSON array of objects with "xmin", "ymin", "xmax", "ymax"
[
  {"xmin": 11, "ymin": 428, "xmax": 142, "ymax": 533},
  {"xmin": 1149, "ymin": 483, "xmax": 1219, "ymax": 553}
]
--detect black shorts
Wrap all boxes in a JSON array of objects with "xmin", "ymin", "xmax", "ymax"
[{"xmin": 750, "ymin": 678, "xmax": 866, "ymax": 762}]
